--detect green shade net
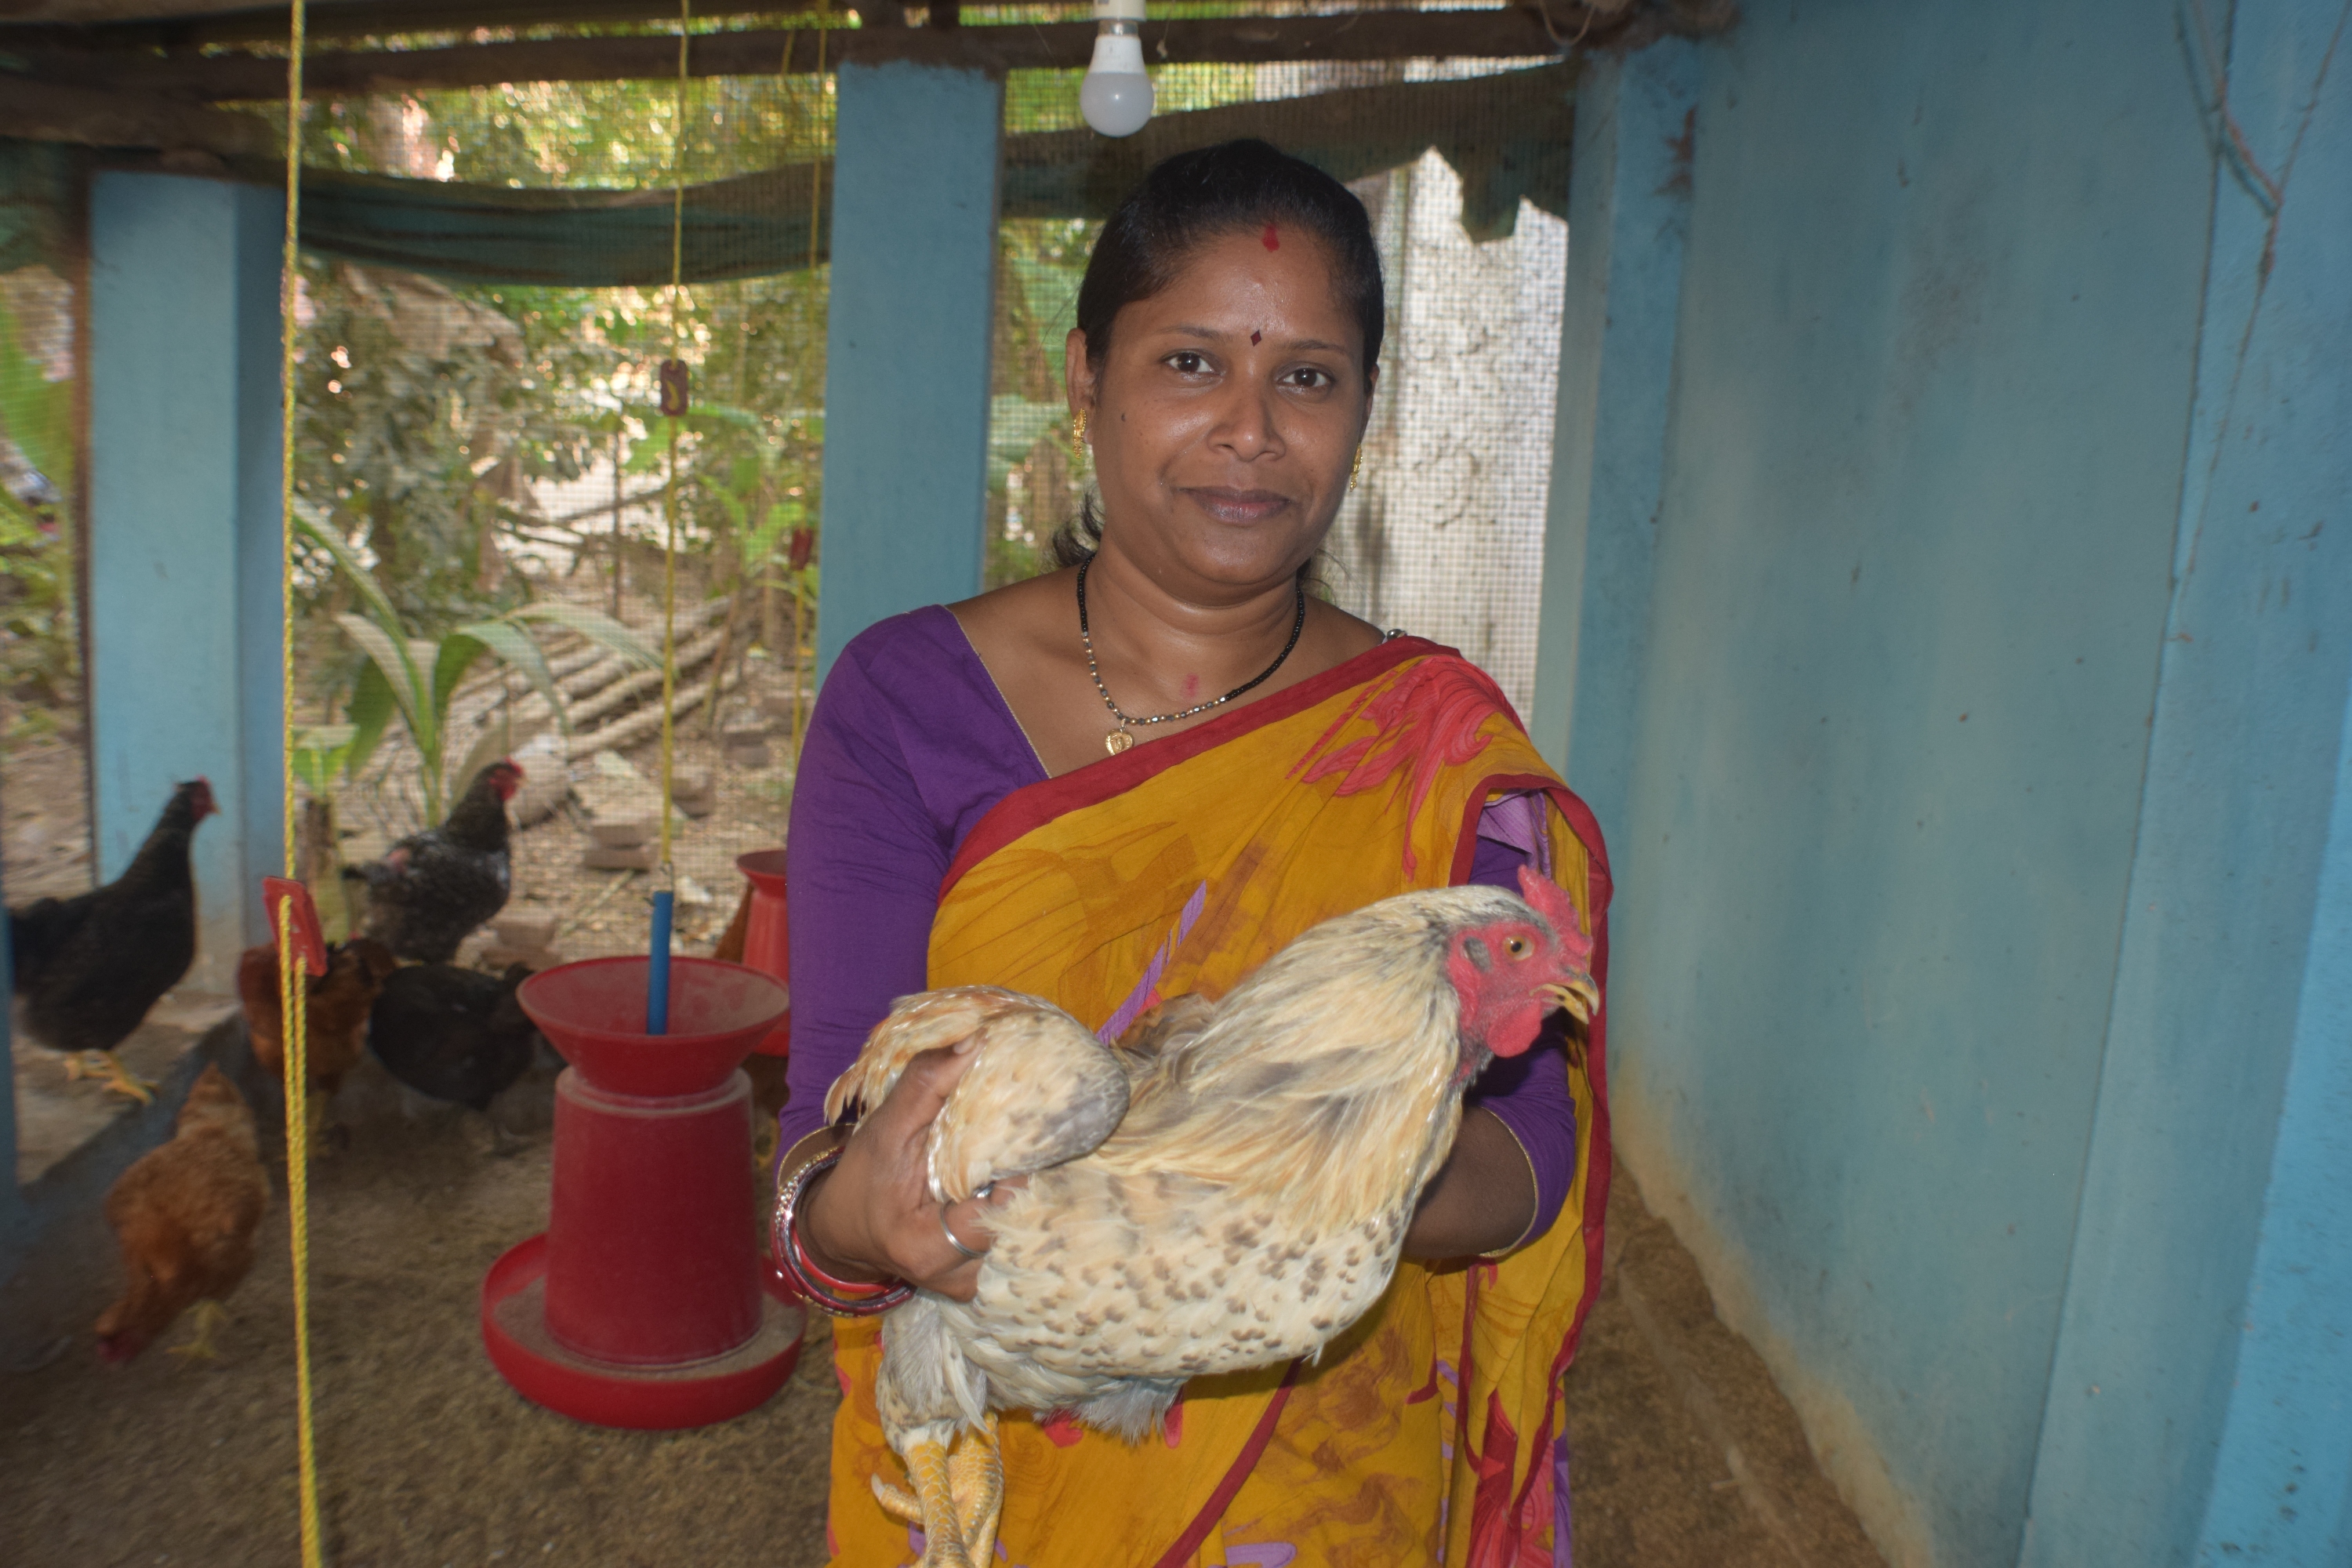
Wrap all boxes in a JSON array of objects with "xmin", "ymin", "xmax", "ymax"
[{"xmin": 238, "ymin": 64, "xmax": 1572, "ymax": 286}]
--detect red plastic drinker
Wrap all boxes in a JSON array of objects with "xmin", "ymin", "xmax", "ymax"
[
  {"xmin": 734, "ymin": 848, "xmax": 792, "ymax": 1058},
  {"xmin": 481, "ymin": 956, "xmax": 800, "ymax": 1428}
]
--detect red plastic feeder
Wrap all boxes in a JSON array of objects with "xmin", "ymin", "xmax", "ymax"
[
  {"xmin": 734, "ymin": 849, "xmax": 793, "ymax": 1058},
  {"xmin": 481, "ymin": 956, "xmax": 805, "ymax": 1429}
]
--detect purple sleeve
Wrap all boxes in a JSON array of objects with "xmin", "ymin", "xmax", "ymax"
[
  {"xmin": 1462, "ymin": 831, "xmax": 1578, "ymax": 1249},
  {"xmin": 776, "ymin": 643, "xmax": 951, "ymax": 1153}
]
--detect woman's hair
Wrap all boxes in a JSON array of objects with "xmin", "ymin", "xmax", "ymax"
[{"xmin": 1051, "ymin": 139, "xmax": 1384, "ymax": 569}]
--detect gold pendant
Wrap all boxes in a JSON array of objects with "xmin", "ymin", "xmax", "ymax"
[{"xmin": 1105, "ymin": 728, "xmax": 1134, "ymax": 756}]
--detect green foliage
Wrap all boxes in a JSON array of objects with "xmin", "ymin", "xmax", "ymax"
[
  {"xmin": 985, "ymin": 221, "xmax": 1101, "ymax": 589},
  {"xmin": 297, "ymin": 511, "xmax": 657, "ymax": 821},
  {"xmin": 290, "ymin": 68, "xmax": 837, "ymax": 191},
  {"xmin": 293, "ymin": 259, "xmax": 624, "ymax": 626},
  {"xmin": 0, "ymin": 267, "xmax": 79, "ymax": 710},
  {"xmin": 612, "ymin": 272, "xmax": 829, "ymax": 625}
]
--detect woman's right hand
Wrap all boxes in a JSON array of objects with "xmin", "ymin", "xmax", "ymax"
[{"xmin": 797, "ymin": 1043, "xmax": 1013, "ymax": 1303}]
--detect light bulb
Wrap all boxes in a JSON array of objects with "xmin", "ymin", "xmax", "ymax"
[{"xmin": 1080, "ymin": 0, "xmax": 1153, "ymax": 138}]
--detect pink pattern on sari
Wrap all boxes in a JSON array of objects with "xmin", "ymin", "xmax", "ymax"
[{"xmin": 1290, "ymin": 658, "xmax": 1511, "ymax": 875}]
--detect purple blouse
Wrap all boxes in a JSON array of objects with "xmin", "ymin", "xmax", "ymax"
[{"xmin": 781, "ymin": 606, "xmax": 1577, "ymax": 1246}]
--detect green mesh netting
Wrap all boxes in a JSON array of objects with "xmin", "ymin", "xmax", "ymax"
[{"xmin": 29, "ymin": 44, "xmax": 1572, "ymax": 960}]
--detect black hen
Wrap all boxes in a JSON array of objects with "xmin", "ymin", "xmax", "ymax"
[
  {"xmin": 9, "ymin": 778, "xmax": 216, "ymax": 1103},
  {"xmin": 368, "ymin": 962, "xmax": 543, "ymax": 1114},
  {"xmin": 343, "ymin": 760, "xmax": 521, "ymax": 962}
]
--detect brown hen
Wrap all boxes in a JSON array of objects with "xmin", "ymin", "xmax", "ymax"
[
  {"xmin": 238, "ymin": 935, "xmax": 399, "ymax": 1150},
  {"xmin": 822, "ymin": 867, "xmax": 1598, "ymax": 1566},
  {"xmin": 94, "ymin": 1065, "xmax": 270, "ymax": 1363}
]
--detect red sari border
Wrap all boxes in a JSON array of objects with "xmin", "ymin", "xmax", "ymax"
[
  {"xmin": 938, "ymin": 635, "xmax": 1445, "ymax": 901},
  {"xmin": 1148, "ymin": 1366, "xmax": 1302, "ymax": 1568}
]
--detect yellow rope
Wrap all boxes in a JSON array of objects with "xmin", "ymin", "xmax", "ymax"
[
  {"xmin": 792, "ymin": 3, "xmax": 829, "ymax": 767},
  {"xmin": 658, "ymin": 0, "xmax": 691, "ymax": 877},
  {"xmin": 277, "ymin": 5, "xmax": 326, "ymax": 1565}
]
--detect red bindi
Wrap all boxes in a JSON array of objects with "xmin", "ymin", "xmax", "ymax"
[
  {"xmin": 1261, "ymin": 221, "xmax": 1279, "ymax": 251},
  {"xmin": 1250, "ymin": 329, "xmax": 1262, "ymax": 346}
]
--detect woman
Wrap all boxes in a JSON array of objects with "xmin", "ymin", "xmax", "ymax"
[{"xmin": 777, "ymin": 139, "xmax": 1612, "ymax": 1566}]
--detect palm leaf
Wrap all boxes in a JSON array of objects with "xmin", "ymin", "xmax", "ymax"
[
  {"xmin": 296, "ymin": 510, "xmax": 412, "ymax": 648},
  {"xmin": 433, "ymin": 633, "xmax": 492, "ymax": 722},
  {"xmin": 336, "ymin": 612, "xmax": 426, "ymax": 739},
  {"xmin": 290, "ymin": 723, "xmax": 356, "ymax": 798},
  {"xmin": 457, "ymin": 617, "xmax": 566, "ymax": 724},
  {"xmin": 507, "ymin": 603, "xmax": 661, "ymax": 669},
  {"xmin": 342, "ymin": 661, "xmax": 398, "ymax": 782}
]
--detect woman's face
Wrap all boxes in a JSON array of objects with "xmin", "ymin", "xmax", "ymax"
[{"xmin": 1068, "ymin": 225, "xmax": 1374, "ymax": 599}]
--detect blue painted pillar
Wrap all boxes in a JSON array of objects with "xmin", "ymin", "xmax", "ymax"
[
  {"xmin": 1526, "ymin": 42, "xmax": 1699, "ymax": 841},
  {"xmin": 87, "ymin": 173, "xmax": 285, "ymax": 991},
  {"xmin": 815, "ymin": 60, "xmax": 1004, "ymax": 681},
  {"xmin": 2021, "ymin": 3, "xmax": 2352, "ymax": 1561}
]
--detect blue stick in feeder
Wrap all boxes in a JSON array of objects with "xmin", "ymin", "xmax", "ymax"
[{"xmin": 647, "ymin": 891, "xmax": 675, "ymax": 1035}]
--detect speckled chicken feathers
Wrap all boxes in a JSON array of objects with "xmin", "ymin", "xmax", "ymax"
[
  {"xmin": 826, "ymin": 986, "xmax": 1132, "ymax": 1204},
  {"xmin": 854, "ymin": 884, "xmax": 1593, "ymax": 1454}
]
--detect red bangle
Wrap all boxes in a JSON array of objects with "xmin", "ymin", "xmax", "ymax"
[{"xmin": 771, "ymin": 1147, "xmax": 913, "ymax": 1316}]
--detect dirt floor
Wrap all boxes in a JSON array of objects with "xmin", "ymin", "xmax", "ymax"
[
  {"xmin": 1, "ymin": 1118, "xmax": 1883, "ymax": 1568},
  {"xmin": 2, "ymin": 728, "xmax": 96, "ymax": 906},
  {"xmin": 1, "ymin": 1096, "xmax": 842, "ymax": 1568}
]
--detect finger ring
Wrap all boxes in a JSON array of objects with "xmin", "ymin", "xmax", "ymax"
[{"xmin": 938, "ymin": 1203, "xmax": 986, "ymax": 1264}]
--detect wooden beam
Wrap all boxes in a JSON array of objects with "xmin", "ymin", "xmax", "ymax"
[
  {"xmin": 20, "ymin": 9, "xmax": 1595, "ymax": 100},
  {"xmin": 0, "ymin": 74, "xmax": 278, "ymax": 155},
  {"xmin": 0, "ymin": 0, "xmax": 858, "ymax": 49},
  {"xmin": 0, "ymin": 0, "xmax": 270, "ymax": 24}
]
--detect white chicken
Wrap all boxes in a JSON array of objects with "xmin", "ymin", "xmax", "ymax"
[{"xmin": 820, "ymin": 866, "xmax": 1599, "ymax": 1566}]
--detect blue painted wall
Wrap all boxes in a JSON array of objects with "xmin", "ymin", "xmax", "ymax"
[
  {"xmin": 1529, "ymin": 42, "xmax": 1698, "ymax": 833},
  {"xmin": 815, "ymin": 61, "xmax": 1004, "ymax": 681},
  {"xmin": 1560, "ymin": 1, "xmax": 2238, "ymax": 1563},
  {"xmin": 2025, "ymin": 3, "xmax": 2352, "ymax": 1562},
  {"xmin": 86, "ymin": 173, "xmax": 285, "ymax": 988}
]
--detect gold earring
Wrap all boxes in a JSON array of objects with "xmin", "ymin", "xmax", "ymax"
[
  {"xmin": 1349, "ymin": 447, "xmax": 1363, "ymax": 490},
  {"xmin": 1072, "ymin": 408, "xmax": 1088, "ymax": 463}
]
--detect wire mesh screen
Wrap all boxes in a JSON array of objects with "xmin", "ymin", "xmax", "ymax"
[
  {"xmin": 16, "ymin": 44, "xmax": 1570, "ymax": 979},
  {"xmin": 1332, "ymin": 140, "xmax": 1566, "ymax": 715},
  {"xmin": 257, "ymin": 62, "xmax": 836, "ymax": 965},
  {"xmin": 0, "ymin": 141, "xmax": 94, "ymax": 913},
  {"xmin": 985, "ymin": 59, "xmax": 1571, "ymax": 714}
]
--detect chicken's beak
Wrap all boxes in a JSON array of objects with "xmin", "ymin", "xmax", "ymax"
[{"xmin": 1538, "ymin": 975, "xmax": 1600, "ymax": 1025}]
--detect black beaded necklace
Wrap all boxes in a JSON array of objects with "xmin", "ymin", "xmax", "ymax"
[{"xmin": 1076, "ymin": 554, "xmax": 1308, "ymax": 756}]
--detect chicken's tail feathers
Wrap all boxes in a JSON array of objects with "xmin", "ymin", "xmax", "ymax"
[
  {"xmin": 877, "ymin": 1299, "xmax": 993, "ymax": 1433},
  {"xmin": 1070, "ymin": 1378, "xmax": 1185, "ymax": 1446},
  {"xmin": 7, "ymin": 895, "xmax": 78, "ymax": 988}
]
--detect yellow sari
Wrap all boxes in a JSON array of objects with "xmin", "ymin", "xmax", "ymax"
[{"xmin": 822, "ymin": 637, "xmax": 1613, "ymax": 1568}]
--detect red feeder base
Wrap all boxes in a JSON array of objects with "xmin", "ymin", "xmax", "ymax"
[{"xmin": 482, "ymin": 1233, "xmax": 805, "ymax": 1431}]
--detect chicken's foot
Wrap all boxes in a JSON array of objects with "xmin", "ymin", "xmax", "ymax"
[
  {"xmin": 166, "ymin": 1300, "xmax": 229, "ymax": 1363},
  {"xmin": 66, "ymin": 1051, "xmax": 156, "ymax": 1105},
  {"xmin": 873, "ymin": 1425, "xmax": 978, "ymax": 1567},
  {"xmin": 873, "ymin": 1417, "xmax": 1001, "ymax": 1568},
  {"xmin": 946, "ymin": 1414, "xmax": 1003, "ymax": 1566}
]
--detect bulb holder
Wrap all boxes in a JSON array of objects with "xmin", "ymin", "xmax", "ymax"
[{"xmin": 1093, "ymin": 0, "xmax": 1145, "ymax": 20}]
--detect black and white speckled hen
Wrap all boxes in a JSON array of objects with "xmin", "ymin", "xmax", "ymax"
[
  {"xmin": 822, "ymin": 867, "xmax": 1599, "ymax": 1568},
  {"xmin": 9, "ymin": 778, "xmax": 215, "ymax": 1103},
  {"xmin": 343, "ymin": 760, "xmax": 521, "ymax": 962}
]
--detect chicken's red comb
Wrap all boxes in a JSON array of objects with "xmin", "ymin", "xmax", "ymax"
[
  {"xmin": 1516, "ymin": 864, "xmax": 1592, "ymax": 964},
  {"xmin": 262, "ymin": 877, "xmax": 328, "ymax": 977}
]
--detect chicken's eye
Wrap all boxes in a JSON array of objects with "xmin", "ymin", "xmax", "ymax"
[{"xmin": 1504, "ymin": 936, "xmax": 1530, "ymax": 959}]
